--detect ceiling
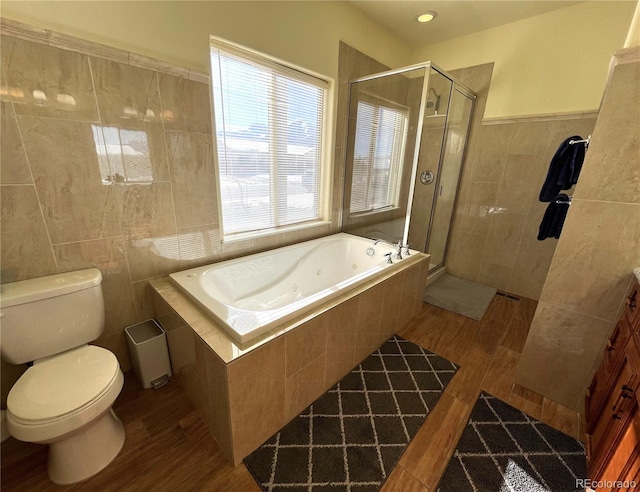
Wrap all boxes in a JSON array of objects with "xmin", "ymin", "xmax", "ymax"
[{"xmin": 350, "ymin": 0, "xmax": 584, "ymax": 48}]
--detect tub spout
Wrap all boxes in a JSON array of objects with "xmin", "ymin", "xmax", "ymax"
[{"xmin": 373, "ymin": 238, "xmax": 397, "ymax": 248}]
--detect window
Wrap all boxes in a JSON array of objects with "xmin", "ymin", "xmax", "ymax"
[
  {"xmin": 210, "ymin": 38, "xmax": 329, "ymax": 238},
  {"xmin": 349, "ymin": 95, "xmax": 408, "ymax": 214}
]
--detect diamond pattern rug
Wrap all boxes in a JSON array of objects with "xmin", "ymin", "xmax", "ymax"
[
  {"xmin": 437, "ymin": 392, "xmax": 587, "ymax": 492},
  {"xmin": 245, "ymin": 335, "xmax": 458, "ymax": 491}
]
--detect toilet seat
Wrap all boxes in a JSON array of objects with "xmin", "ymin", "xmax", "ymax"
[{"xmin": 7, "ymin": 345, "xmax": 124, "ymax": 443}]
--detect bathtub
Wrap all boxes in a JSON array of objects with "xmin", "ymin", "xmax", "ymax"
[{"xmin": 169, "ymin": 233, "xmax": 418, "ymax": 343}]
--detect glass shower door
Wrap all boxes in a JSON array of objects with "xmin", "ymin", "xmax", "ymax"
[
  {"xmin": 407, "ymin": 68, "xmax": 452, "ymax": 254},
  {"xmin": 342, "ymin": 68, "xmax": 426, "ymax": 244},
  {"xmin": 340, "ymin": 62, "xmax": 475, "ymax": 273},
  {"xmin": 426, "ymin": 88, "xmax": 474, "ymax": 270}
]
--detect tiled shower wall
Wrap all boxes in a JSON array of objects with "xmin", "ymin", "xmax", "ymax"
[
  {"xmin": 0, "ymin": 30, "xmax": 336, "ymax": 386},
  {"xmin": 445, "ymin": 113, "xmax": 597, "ymax": 300}
]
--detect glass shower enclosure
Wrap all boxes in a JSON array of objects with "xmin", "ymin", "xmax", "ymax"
[{"xmin": 341, "ymin": 63, "xmax": 475, "ymax": 273}]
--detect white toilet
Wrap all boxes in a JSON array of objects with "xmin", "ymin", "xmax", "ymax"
[{"xmin": 0, "ymin": 268, "xmax": 125, "ymax": 485}]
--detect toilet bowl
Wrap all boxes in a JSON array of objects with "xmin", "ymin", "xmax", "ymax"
[
  {"xmin": 0, "ymin": 269, "xmax": 125, "ymax": 484},
  {"xmin": 7, "ymin": 345, "xmax": 125, "ymax": 484}
]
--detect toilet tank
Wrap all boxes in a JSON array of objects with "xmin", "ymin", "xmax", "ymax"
[{"xmin": 0, "ymin": 269, "xmax": 105, "ymax": 365}]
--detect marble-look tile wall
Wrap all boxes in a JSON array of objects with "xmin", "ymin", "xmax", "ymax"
[
  {"xmin": 0, "ymin": 33, "xmax": 334, "ymax": 382},
  {"xmin": 515, "ymin": 47, "xmax": 640, "ymax": 411},
  {"xmin": 446, "ymin": 96, "xmax": 597, "ymax": 299}
]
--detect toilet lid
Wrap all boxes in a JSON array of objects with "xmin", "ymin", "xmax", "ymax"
[{"xmin": 8, "ymin": 345, "xmax": 120, "ymax": 423}]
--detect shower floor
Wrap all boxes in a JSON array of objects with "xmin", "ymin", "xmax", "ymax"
[{"xmin": 423, "ymin": 273, "xmax": 497, "ymax": 320}]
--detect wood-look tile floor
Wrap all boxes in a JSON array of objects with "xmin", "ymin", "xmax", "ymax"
[{"xmin": 1, "ymin": 295, "xmax": 583, "ymax": 491}]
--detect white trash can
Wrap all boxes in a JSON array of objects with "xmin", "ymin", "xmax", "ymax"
[{"xmin": 125, "ymin": 319, "xmax": 172, "ymax": 389}]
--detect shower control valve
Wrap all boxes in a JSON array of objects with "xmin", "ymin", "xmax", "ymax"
[
  {"xmin": 383, "ymin": 252, "xmax": 393, "ymax": 264},
  {"xmin": 420, "ymin": 171, "xmax": 434, "ymax": 185},
  {"xmin": 403, "ymin": 243, "xmax": 411, "ymax": 256}
]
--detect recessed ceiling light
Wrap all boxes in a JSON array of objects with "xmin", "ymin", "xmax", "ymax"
[{"xmin": 417, "ymin": 11, "xmax": 437, "ymax": 23}]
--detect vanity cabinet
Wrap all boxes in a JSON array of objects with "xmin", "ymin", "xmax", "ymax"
[{"xmin": 586, "ymin": 279, "xmax": 640, "ymax": 488}]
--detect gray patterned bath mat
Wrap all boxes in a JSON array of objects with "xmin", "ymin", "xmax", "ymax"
[
  {"xmin": 245, "ymin": 335, "xmax": 458, "ymax": 491},
  {"xmin": 437, "ymin": 392, "xmax": 587, "ymax": 491}
]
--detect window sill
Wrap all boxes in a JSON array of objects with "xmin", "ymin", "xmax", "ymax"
[
  {"xmin": 221, "ymin": 220, "xmax": 332, "ymax": 244},
  {"xmin": 348, "ymin": 206, "xmax": 400, "ymax": 219}
]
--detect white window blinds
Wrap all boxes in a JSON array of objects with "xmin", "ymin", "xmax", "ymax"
[
  {"xmin": 350, "ymin": 97, "xmax": 408, "ymax": 214},
  {"xmin": 210, "ymin": 41, "xmax": 328, "ymax": 237}
]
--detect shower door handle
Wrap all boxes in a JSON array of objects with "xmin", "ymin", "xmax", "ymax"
[{"xmin": 420, "ymin": 171, "xmax": 434, "ymax": 185}]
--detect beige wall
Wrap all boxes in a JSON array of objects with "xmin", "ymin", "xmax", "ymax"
[
  {"xmin": 0, "ymin": 1, "xmax": 410, "ymax": 80},
  {"xmin": 411, "ymin": 2, "xmax": 635, "ymax": 118},
  {"xmin": 515, "ymin": 46, "xmax": 640, "ymax": 410},
  {"xmin": 625, "ymin": 0, "xmax": 640, "ymax": 48}
]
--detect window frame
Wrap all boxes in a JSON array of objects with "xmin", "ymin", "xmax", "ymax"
[{"xmin": 209, "ymin": 36, "xmax": 334, "ymax": 243}]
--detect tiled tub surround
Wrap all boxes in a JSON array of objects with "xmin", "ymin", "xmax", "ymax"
[
  {"xmin": 150, "ymin": 253, "xmax": 429, "ymax": 465},
  {"xmin": 0, "ymin": 25, "xmax": 337, "ymax": 390}
]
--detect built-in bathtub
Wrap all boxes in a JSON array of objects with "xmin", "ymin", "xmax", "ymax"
[
  {"xmin": 170, "ymin": 233, "xmax": 418, "ymax": 343},
  {"xmin": 150, "ymin": 233, "xmax": 430, "ymax": 465}
]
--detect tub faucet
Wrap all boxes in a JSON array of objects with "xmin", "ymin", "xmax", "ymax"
[
  {"xmin": 383, "ymin": 252, "xmax": 393, "ymax": 264},
  {"xmin": 373, "ymin": 239, "xmax": 403, "ymax": 260}
]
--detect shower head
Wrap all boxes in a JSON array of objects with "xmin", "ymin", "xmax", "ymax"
[{"xmin": 426, "ymin": 87, "xmax": 441, "ymax": 113}]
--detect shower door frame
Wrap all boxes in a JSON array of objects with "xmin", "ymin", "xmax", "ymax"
[{"xmin": 346, "ymin": 62, "xmax": 476, "ymax": 271}]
